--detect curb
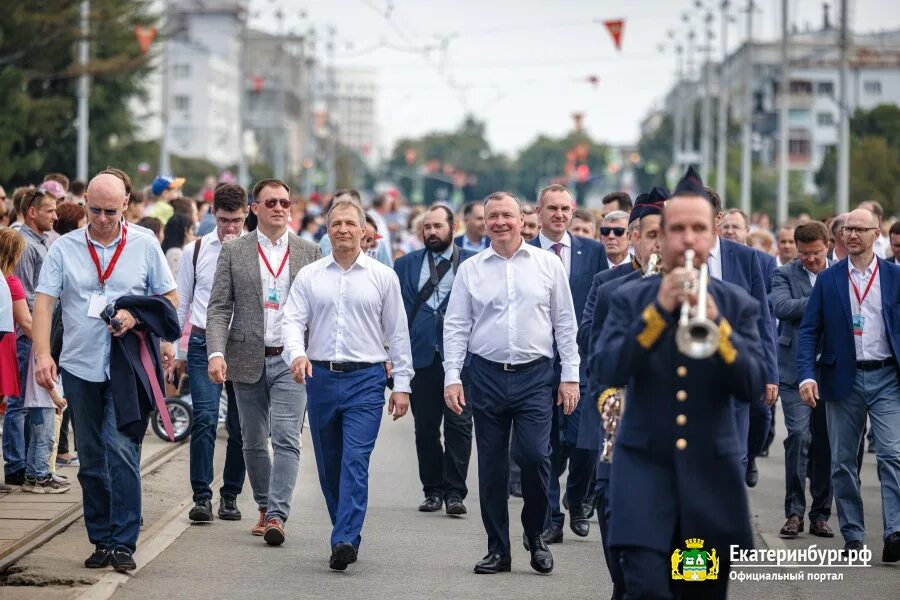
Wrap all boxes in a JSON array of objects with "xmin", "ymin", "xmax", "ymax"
[{"xmin": 0, "ymin": 440, "xmax": 187, "ymax": 573}]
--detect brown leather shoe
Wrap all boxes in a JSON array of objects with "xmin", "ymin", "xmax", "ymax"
[
  {"xmin": 809, "ymin": 520, "xmax": 834, "ymax": 538},
  {"xmin": 251, "ymin": 507, "xmax": 267, "ymax": 536},
  {"xmin": 263, "ymin": 518, "xmax": 285, "ymax": 546},
  {"xmin": 779, "ymin": 515, "xmax": 803, "ymax": 538}
]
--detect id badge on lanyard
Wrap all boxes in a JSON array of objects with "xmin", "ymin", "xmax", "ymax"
[{"xmin": 85, "ymin": 226, "xmax": 127, "ymax": 319}]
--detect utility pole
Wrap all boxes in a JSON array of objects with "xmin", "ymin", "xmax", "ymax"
[
  {"xmin": 159, "ymin": 0, "xmax": 172, "ymax": 177},
  {"xmin": 325, "ymin": 26, "xmax": 337, "ymax": 192},
  {"xmin": 303, "ymin": 28, "xmax": 318, "ymax": 197},
  {"xmin": 684, "ymin": 29, "xmax": 697, "ymax": 161},
  {"xmin": 715, "ymin": 1, "xmax": 730, "ymax": 204},
  {"xmin": 672, "ymin": 43, "xmax": 685, "ymax": 172},
  {"xmin": 836, "ymin": 0, "xmax": 850, "ymax": 214},
  {"xmin": 740, "ymin": 0, "xmax": 754, "ymax": 215},
  {"xmin": 700, "ymin": 12, "xmax": 714, "ymax": 181},
  {"xmin": 776, "ymin": 0, "xmax": 789, "ymax": 225},
  {"xmin": 76, "ymin": 0, "xmax": 90, "ymax": 181},
  {"xmin": 236, "ymin": 7, "xmax": 249, "ymax": 188}
]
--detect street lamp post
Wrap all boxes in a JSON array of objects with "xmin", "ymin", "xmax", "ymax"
[{"xmin": 76, "ymin": 0, "xmax": 90, "ymax": 181}]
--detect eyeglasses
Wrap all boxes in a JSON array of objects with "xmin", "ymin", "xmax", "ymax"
[
  {"xmin": 20, "ymin": 188, "xmax": 49, "ymax": 214},
  {"xmin": 600, "ymin": 226, "xmax": 626, "ymax": 237},
  {"xmin": 258, "ymin": 198, "xmax": 291, "ymax": 209},
  {"xmin": 87, "ymin": 206, "xmax": 120, "ymax": 217},
  {"xmin": 842, "ymin": 226, "xmax": 878, "ymax": 236},
  {"xmin": 216, "ymin": 216, "xmax": 246, "ymax": 226}
]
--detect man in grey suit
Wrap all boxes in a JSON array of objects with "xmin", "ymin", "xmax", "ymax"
[
  {"xmin": 770, "ymin": 220, "xmax": 834, "ymax": 539},
  {"xmin": 206, "ymin": 179, "xmax": 321, "ymax": 546}
]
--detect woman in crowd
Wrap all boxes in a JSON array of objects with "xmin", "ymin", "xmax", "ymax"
[
  {"xmin": 161, "ymin": 213, "xmax": 195, "ymax": 278},
  {"xmin": 0, "ymin": 229, "xmax": 31, "ymax": 398}
]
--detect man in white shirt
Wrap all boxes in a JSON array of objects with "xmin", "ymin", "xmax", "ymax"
[
  {"xmin": 206, "ymin": 179, "xmax": 321, "ymax": 546},
  {"xmin": 175, "ymin": 184, "xmax": 247, "ymax": 523},
  {"xmin": 443, "ymin": 191, "xmax": 580, "ymax": 575},
  {"xmin": 283, "ymin": 198, "xmax": 412, "ymax": 572},
  {"xmin": 599, "ymin": 210, "xmax": 631, "ymax": 269}
]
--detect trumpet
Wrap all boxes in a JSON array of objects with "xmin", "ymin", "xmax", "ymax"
[{"xmin": 675, "ymin": 249, "xmax": 720, "ymax": 359}]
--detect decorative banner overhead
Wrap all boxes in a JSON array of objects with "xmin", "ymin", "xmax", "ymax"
[
  {"xmin": 134, "ymin": 26, "xmax": 158, "ymax": 54},
  {"xmin": 604, "ymin": 19, "xmax": 625, "ymax": 51}
]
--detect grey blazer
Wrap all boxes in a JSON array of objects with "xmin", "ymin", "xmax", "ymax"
[
  {"xmin": 770, "ymin": 258, "xmax": 831, "ymax": 385},
  {"xmin": 206, "ymin": 231, "xmax": 321, "ymax": 384}
]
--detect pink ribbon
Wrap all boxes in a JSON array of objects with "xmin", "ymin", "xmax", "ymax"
[{"xmin": 135, "ymin": 330, "xmax": 174, "ymax": 442}]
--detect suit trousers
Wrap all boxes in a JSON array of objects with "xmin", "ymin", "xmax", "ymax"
[
  {"xmin": 409, "ymin": 353, "xmax": 473, "ymax": 499},
  {"xmin": 826, "ymin": 365, "xmax": 900, "ymax": 543},
  {"xmin": 468, "ymin": 355, "xmax": 553, "ymax": 557},
  {"xmin": 232, "ymin": 356, "xmax": 306, "ymax": 524},
  {"xmin": 306, "ymin": 363, "xmax": 385, "ymax": 548},
  {"xmin": 546, "ymin": 389, "xmax": 598, "ymax": 528},
  {"xmin": 780, "ymin": 384, "xmax": 832, "ymax": 522}
]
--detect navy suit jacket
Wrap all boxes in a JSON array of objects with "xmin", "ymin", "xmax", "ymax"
[
  {"xmin": 719, "ymin": 237, "xmax": 778, "ymax": 384},
  {"xmin": 756, "ymin": 250, "xmax": 776, "ymax": 294},
  {"xmin": 578, "ymin": 261, "xmax": 636, "ymax": 356},
  {"xmin": 596, "ymin": 276, "xmax": 764, "ymax": 554},
  {"xmin": 453, "ymin": 233, "xmax": 488, "ymax": 251},
  {"xmin": 797, "ymin": 257, "xmax": 900, "ymax": 402},
  {"xmin": 394, "ymin": 246, "xmax": 476, "ymax": 370}
]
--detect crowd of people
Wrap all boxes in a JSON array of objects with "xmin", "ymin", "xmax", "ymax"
[{"xmin": 1, "ymin": 165, "xmax": 899, "ymax": 599}]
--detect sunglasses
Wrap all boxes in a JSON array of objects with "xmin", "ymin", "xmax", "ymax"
[
  {"xmin": 600, "ymin": 226, "xmax": 626, "ymax": 237},
  {"xmin": 87, "ymin": 205, "xmax": 120, "ymax": 217},
  {"xmin": 258, "ymin": 198, "xmax": 291, "ymax": 209}
]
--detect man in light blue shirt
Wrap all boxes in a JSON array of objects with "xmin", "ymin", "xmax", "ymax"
[{"xmin": 32, "ymin": 172, "xmax": 177, "ymax": 573}]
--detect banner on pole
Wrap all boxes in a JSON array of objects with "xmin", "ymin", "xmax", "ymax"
[{"xmin": 604, "ymin": 19, "xmax": 625, "ymax": 51}]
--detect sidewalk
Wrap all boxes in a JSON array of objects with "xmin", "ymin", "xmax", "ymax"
[{"xmin": 0, "ymin": 433, "xmax": 182, "ymax": 571}]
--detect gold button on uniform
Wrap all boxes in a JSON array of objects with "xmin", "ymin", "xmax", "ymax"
[
  {"xmin": 676, "ymin": 438, "xmax": 687, "ymax": 450},
  {"xmin": 677, "ymin": 366, "xmax": 687, "ymax": 377},
  {"xmin": 676, "ymin": 414, "xmax": 687, "ymax": 426},
  {"xmin": 676, "ymin": 390, "xmax": 687, "ymax": 402}
]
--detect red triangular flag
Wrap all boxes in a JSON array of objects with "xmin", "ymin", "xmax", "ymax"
[
  {"xmin": 134, "ymin": 26, "xmax": 158, "ymax": 55},
  {"xmin": 604, "ymin": 19, "xmax": 625, "ymax": 51}
]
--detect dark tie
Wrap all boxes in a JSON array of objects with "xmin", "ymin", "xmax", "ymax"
[{"xmin": 551, "ymin": 242, "xmax": 563, "ymax": 260}]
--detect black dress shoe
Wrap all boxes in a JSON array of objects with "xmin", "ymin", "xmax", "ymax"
[
  {"xmin": 841, "ymin": 540, "xmax": 864, "ymax": 557},
  {"xmin": 218, "ymin": 496, "xmax": 242, "ymax": 521},
  {"xmin": 189, "ymin": 499, "xmax": 213, "ymax": 522},
  {"xmin": 509, "ymin": 482, "xmax": 522, "ymax": 498},
  {"xmin": 779, "ymin": 515, "xmax": 803, "ymax": 538},
  {"xmin": 582, "ymin": 490, "xmax": 599, "ymax": 520},
  {"xmin": 4, "ymin": 471, "xmax": 25, "ymax": 486},
  {"xmin": 418, "ymin": 495, "xmax": 443, "ymax": 512},
  {"xmin": 329, "ymin": 542, "xmax": 358, "ymax": 571},
  {"xmin": 445, "ymin": 496, "xmax": 467, "ymax": 516},
  {"xmin": 542, "ymin": 524, "xmax": 564, "ymax": 544},
  {"xmin": 745, "ymin": 459, "xmax": 759, "ymax": 488},
  {"xmin": 111, "ymin": 550, "xmax": 136, "ymax": 573},
  {"xmin": 473, "ymin": 552, "xmax": 511, "ymax": 574},
  {"xmin": 84, "ymin": 546, "xmax": 112, "ymax": 569},
  {"xmin": 570, "ymin": 512, "xmax": 590, "ymax": 538},
  {"xmin": 809, "ymin": 520, "xmax": 834, "ymax": 538},
  {"xmin": 526, "ymin": 536, "xmax": 554, "ymax": 574},
  {"xmin": 883, "ymin": 531, "xmax": 900, "ymax": 563}
]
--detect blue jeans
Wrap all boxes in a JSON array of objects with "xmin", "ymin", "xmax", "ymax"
[
  {"xmin": 780, "ymin": 384, "xmax": 832, "ymax": 522},
  {"xmin": 827, "ymin": 365, "xmax": 900, "ymax": 543},
  {"xmin": 25, "ymin": 407, "xmax": 56, "ymax": 479},
  {"xmin": 187, "ymin": 335, "xmax": 245, "ymax": 502},
  {"xmin": 60, "ymin": 369, "xmax": 143, "ymax": 554},
  {"xmin": 233, "ymin": 356, "xmax": 306, "ymax": 524},
  {"xmin": 306, "ymin": 363, "xmax": 385, "ymax": 549},
  {"xmin": 3, "ymin": 335, "xmax": 32, "ymax": 476}
]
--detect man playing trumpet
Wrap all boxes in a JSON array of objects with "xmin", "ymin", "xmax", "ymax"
[{"xmin": 592, "ymin": 167, "xmax": 767, "ymax": 599}]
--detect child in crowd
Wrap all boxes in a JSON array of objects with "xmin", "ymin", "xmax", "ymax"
[{"xmin": 23, "ymin": 356, "xmax": 70, "ymax": 494}]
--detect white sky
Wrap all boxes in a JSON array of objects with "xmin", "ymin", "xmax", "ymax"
[{"xmin": 249, "ymin": 0, "xmax": 900, "ymax": 156}]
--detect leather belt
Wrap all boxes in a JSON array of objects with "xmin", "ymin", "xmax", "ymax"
[
  {"xmin": 311, "ymin": 360, "xmax": 378, "ymax": 373},
  {"xmin": 856, "ymin": 358, "xmax": 895, "ymax": 371},
  {"xmin": 475, "ymin": 355, "xmax": 548, "ymax": 372},
  {"xmin": 264, "ymin": 346, "xmax": 284, "ymax": 357},
  {"xmin": 191, "ymin": 326, "xmax": 206, "ymax": 337}
]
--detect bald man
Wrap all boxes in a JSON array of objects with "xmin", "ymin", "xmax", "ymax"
[{"xmin": 33, "ymin": 171, "xmax": 178, "ymax": 573}]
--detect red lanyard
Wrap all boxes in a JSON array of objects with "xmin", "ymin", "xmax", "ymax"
[
  {"xmin": 257, "ymin": 242, "xmax": 289, "ymax": 279},
  {"xmin": 85, "ymin": 224, "xmax": 128, "ymax": 289},
  {"xmin": 849, "ymin": 261, "xmax": 879, "ymax": 308}
]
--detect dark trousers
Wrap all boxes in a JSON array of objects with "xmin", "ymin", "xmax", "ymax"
[
  {"xmin": 221, "ymin": 381, "xmax": 245, "ymax": 499},
  {"xmin": 468, "ymin": 355, "xmax": 552, "ymax": 557},
  {"xmin": 56, "ymin": 404, "xmax": 74, "ymax": 455},
  {"xmin": 409, "ymin": 353, "xmax": 472, "ymax": 499},
  {"xmin": 306, "ymin": 363, "xmax": 385, "ymax": 548},
  {"xmin": 781, "ymin": 384, "xmax": 832, "ymax": 522},
  {"xmin": 186, "ymin": 335, "xmax": 245, "ymax": 502},
  {"xmin": 60, "ymin": 369, "xmax": 142, "ymax": 553},
  {"xmin": 616, "ymin": 545, "xmax": 729, "ymax": 600},
  {"xmin": 546, "ymin": 391, "xmax": 598, "ymax": 528},
  {"xmin": 596, "ymin": 475, "xmax": 624, "ymax": 599}
]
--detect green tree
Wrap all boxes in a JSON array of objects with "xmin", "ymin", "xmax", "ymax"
[
  {"xmin": 0, "ymin": 0, "xmax": 155, "ymax": 185},
  {"xmin": 514, "ymin": 132, "xmax": 607, "ymax": 202}
]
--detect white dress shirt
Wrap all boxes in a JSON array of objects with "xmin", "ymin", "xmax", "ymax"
[
  {"xmin": 874, "ymin": 234, "xmax": 889, "ymax": 259},
  {"xmin": 538, "ymin": 230, "xmax": 571, "ymax": 277},
  {"xmin": 607, "ymin": 253, "xmax": 632, "ymax": 271},
  {"xmin": 258, "ymin": 228, "xmax": 292, "ymax": 347},
  {"xmin": 706, "ymin": 236, "xmax": 723, "ymax": 280},
  {"xmin": 849, "ymin": 255, "xmax": 891, "ymax": 360},
  {"xmin": 176, "ymin": 231, "xmax": 224, "ymax": 329},
  {"xmin": 281, "ymin": 251, "xmax": 414, "ymax": 393},
  {"xmin": 441, "ymin": 240, "xmax": 580, "ymax": 387}
]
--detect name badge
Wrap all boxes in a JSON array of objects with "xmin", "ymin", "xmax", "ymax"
[
  {"xmin": 852, "ymin": 313, "xmax": 865, "ymax": 337},
  {"xmin": 264, "ymin": 286, "xmax": 281, "ymax": 311},
  {"xmin": 87, "ymin": 291, "xmax": 107, "ymax": 319}
]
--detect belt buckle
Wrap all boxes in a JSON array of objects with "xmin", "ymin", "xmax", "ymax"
[
  {"xmin": 503, "ymin": 363, "xmax": 514, "ymax": 372},
  {"xmin": 329, "ymin": 361, "xmax": 342, "ymax": 373}
]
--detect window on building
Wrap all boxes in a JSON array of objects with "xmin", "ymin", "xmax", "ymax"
[
  {"xmin": 864, "ymin": 81, "xmax": 882, "ymax": 95},
  {"xmin": 789, "ymin": 80, "xmax": 813, "ymax": 94},
  {"xmin": 816, "ymin": 81, "xmax": 834, "ymax": 96},
  {"xmin": 173, "ymin": 64, "xmax": 190, "ymax": 79},
  {"xmin": 817, "ymin": 112, "xmax": 835, "ymax": 126},
  {"xmin": 174, "ymin": 95, "xmax": 190, "ymax": 111},
  {"xmin": 788, "ymin": 139, "xmax": 810, "ymax": 156}
]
